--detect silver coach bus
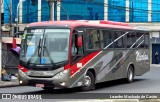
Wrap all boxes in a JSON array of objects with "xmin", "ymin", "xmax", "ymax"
[{"xmin": 16, "ymin": 20, "xmax": 150, "ymax": 91}]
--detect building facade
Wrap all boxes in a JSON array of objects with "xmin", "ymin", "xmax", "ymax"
[
  {"xmin": 2, "ymin": 0, "xmax": 160, "ymax": 31},
  {"xmin": 2, "ymin": 0, "xmax": 160, "ymax": 63},
  {"xmin": 2, "ymin": 0, "xmax": 153, "ymax": 23}
]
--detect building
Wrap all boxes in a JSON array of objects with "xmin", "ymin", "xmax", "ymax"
[{"xmin": 1, "ymin": 0, "xmax": 160, "ymax": 63}]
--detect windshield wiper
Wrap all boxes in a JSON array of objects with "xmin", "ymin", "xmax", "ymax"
[
  {"xmin": 38, "ymin": 38, "xmax": 42, "ymax": 57},
  {"xmin": 42, "ymin": 37, "xmax": 55, "ymax": 66},
  {"xmin": 27, "ymin": 38, "xmax": 42, "ymax": 65}
]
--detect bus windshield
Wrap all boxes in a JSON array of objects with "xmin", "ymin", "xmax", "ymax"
[{"xmin": 20, "ymin": 28, "xmax": 70, "ymax": 65}]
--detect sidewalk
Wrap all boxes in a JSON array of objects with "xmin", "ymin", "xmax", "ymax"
[
  {"xmin": 150, "ymin": 64, "xmax": 160, "ymax": 67},
  {"xmin": 0, "ymin": 79, "xmax": 19, "ymax": 88}
]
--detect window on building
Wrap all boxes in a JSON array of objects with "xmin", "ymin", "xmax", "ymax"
[
  {"xmin": 152, "ymin": 0, "xmax": 160, "ymax": 22},
  {"xmin": 61, "ymin": 0, "xmax": 104, "ymax": 20},
  {"xmin": 22, "ymin": 0, "xmax": 38, "ymax": 23},
  {"xmin": 41, "ymin": 0, "xmax": 50, "ymax": 21},
  {"xmin": 129, "ymin": 0, "xmax": 148, "ymax": 22},
  {"xmin": 108, "ymin": 0, "xmax": 126, "ymax": 22}
]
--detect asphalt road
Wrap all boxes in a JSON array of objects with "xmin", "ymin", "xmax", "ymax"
[{"xmin": 0, "ymin": 65, "xmax": 160, "ymax": 99}]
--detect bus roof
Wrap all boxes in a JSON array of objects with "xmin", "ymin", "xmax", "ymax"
[{"xmin": 27, "ymin": 20, "xmax": 147, "ymax": 31}]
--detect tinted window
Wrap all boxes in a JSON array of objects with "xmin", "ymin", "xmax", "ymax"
[
  {"xmin": 144, "ymin": 32, "xmax": 149, "ymax": 48},
  {"xmin": 126, "ymin": 32, "xmax": 136, "ymax": 48},
  {"xmin": 136, "ymin": 32, "xmax": 144, "ymax": 48},
  {"xmin": 100, "ymin": 30, "xmax": 113, "ymax": 49},
  {"xmin": 86, "ymin": 29, "xmax": 100, "ymax": 50},
  {"xmin": 114, "ymin": 31, "xmax": 125, "ymax": 48}
]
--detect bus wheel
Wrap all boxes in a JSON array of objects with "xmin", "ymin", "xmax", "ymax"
[
  {"xmin": 81, "ymin": 71, "xmax": 95, "ymax": 91},
  {"xmin": 126, "ymin": 66, "xmax": 134, "ymax": 83}
]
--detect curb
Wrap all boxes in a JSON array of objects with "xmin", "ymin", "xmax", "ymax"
[
  {"xmin": 0, "ymin": 80, "xmax": 19, "ymax": 88},
  {"xmin": 150, "ymin": 64, "xmax": 160, "ymax": 67}
]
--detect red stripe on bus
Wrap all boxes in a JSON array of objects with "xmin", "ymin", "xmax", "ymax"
[
  {"xmin": 68, "ymin": 51, "xmax": 100, "ymax": 77},
  {"xmin": 18, "ymin": 64, "xmax": 29, "ymax": 73}
]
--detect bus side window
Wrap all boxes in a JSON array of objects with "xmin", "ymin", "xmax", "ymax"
[
  {"xmin": 71, "ymin": 31, "xmax": 84, "ymax": 64},
  {"xmin": 126, "ymin": 32, "xmax": 136, "ymax": 48},
  {"xmin": 144, "ymin": 32, "xmax": 149, "ymax": 48},
  {"xmin": 100, "ymin": 30, "xmax": 113, "ymax": 49},
  {"xmin": 71, "ymin": 33, "xmax": 77, "ymax": 56},
  {"xmin": 136, "ymin": 32, "xmax": 144, "ymax": 48},
  {"xmin": 77, "ymin": 34, "xmax": 84, "ymax": 55},
  {"xmin": 86, "ymin": 29, "xmax": 100, "ymax": 50},
  {"xmin": 114, "ymin": 31, "xmax": 125, "ymax": 48}
]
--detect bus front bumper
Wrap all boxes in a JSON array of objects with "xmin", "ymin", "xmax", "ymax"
[{"xmin": 18, "ymin": 69, "xmax": 71, "ymax": 88}]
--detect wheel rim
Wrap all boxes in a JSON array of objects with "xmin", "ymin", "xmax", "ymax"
[
  {"xmin": 128, "ymin": 68, "xmax": 133, "ymax": 81},
  {"xmin": 84, "ymin": 75, "xmax": 91, "ymax": 87}
]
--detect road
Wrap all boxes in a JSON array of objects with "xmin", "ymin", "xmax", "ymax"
[{"xmin": 0, "ymin": 65, "xmax": 160, "ymax": 99}]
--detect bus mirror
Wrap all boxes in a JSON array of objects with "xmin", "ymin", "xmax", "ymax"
[
  {"xmin": 77, "ymin": 36, "xmax": 82, "ymax": 47},
  {"xmin": 12, "ymin": 38, "xmax": 17, "ymax": 48}
]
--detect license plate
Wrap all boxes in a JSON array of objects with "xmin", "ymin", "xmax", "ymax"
[{"xmin": 36, "ymin": 84, "xmax": 44, "ymax": 88}]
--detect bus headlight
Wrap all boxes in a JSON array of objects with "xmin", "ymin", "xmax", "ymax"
[
  {"xmin": 59, "ymin": 82, "xmax": 66, "ymax": 86},
  {"xmin": 53, "ymin": 69, "xmax": 69, "ymax": 78}
]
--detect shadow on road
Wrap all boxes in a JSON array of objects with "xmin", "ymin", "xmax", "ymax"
[
  {"xmin": 23, "ymin": 78, "xmax": 147, "ymax": 94},
  {"xmin": 95, "ymin": 78, "xmax": 146, "ymax": 90},
  {"xmin": 23, "ymin": 87, "xmax": 81, "ymax": 94}
]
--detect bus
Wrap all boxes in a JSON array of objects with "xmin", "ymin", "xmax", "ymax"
[{"xmin": 17, "ymin": 20, "xmax": 150, "ymax": 91}]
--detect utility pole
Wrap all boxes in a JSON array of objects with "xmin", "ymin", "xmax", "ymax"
[
  {"xmin": 0, "ymin": 0, "xmax": 2, "ymax": 81},
  {"xmin": 16, "ymin": 0, "xmax": 25, "ymax": 34},
  {"xmin": 50, "ymin": 1, "xmax": 54, "ymax": 21},
  {"xmin": 10, "ymin": 0, "xmax": 12, "ymax": 36},
  {"xmin": 47, "ymin": 0, "xmax": 55, "ymax": 21},
  {"xmin": 47, "ymin": 0, "xmax": 61, "ymax": 21}
]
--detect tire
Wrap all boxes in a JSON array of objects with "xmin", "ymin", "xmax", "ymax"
[
  {"xmin": 81, "ymin": 71, "xmax": 95, "ymax": 91},
  {"xmin": 126, "ymin": 66, "xmax": 134, "ymax": 83}
]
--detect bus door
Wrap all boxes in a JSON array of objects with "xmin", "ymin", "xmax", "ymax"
[{"xmin": 71, "ymin": 29, "xmax": 84, "ymax": 64}]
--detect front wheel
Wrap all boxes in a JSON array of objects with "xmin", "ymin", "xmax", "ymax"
[
  {"xmin": 81, "ymin": 71, "xmax": 95, "ymax": 91},
  {"xmin": 126, "ymin": 66, "xmax": 134, "ymax": 83}
]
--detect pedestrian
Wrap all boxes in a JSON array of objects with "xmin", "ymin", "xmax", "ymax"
[
  {"xmin": 1, "ymin": 65, "xmax": 11, "ymax": 81},
  {"xmin": 155, "ymin": 51, "xmax": 159, "ymax": 64}
]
